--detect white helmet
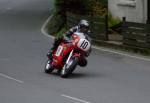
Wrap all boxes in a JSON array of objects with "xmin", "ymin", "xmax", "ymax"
[{"xmin": 79, "ymin": 19, "xmax": 89, "ymax": 29}]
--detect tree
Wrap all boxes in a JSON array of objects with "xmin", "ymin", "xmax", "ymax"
[
  {"xmin": 90, "ymin": 0, "xmax": 107, "ymax": 16},
  {"xmin": 55, "ymin": 0, "xmax": 93, "ymax": 15}
]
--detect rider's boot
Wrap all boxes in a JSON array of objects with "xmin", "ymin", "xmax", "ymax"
[
  {"xmin": 47, "ymin": 51, "xmax": 53, "ymax": 60},
  {"xmin": 47, "ymin": 48, "xmax": 54, "ymax": 60},
  {"xmin": 47, "ymin": 38, "xmax": 62, "ymax": 60},
  {"xmin": 47, "ymin": 44, "xmax": 58, "ymax": 60}
]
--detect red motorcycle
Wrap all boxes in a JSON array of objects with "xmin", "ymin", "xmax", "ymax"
[{"xmin": 44, "ymin": 32, "xmax": 91, "ymax": 78}]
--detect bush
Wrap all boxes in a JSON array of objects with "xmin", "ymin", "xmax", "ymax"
[
  {"xmin": 54, "ymin": 0, "xmax": 66, "ymax": 14},
  {"xmin": 108, "ymin": 11, "xmax": 121, "ymax": 28},
  {"xmin": 48, "ymin": 0, "xmax": 93, "ymax": 36},
  {"xmin": 48, "ymin": 0, "xmax": 108, "ymax": 36},
  {"xmin": 66, "ymin": 0, "xmax": 92, "ymax": 14},
  {"xmin": 98, "ymin": 0, "xmax": 107, "ymax": 6},
  {"xmin": 54, "ymin": 0, "xmax": 92, "ymax": 15},
  {"xmin": 56, "ymin": 27, "xmax": 67, "ymax": 38},
  {"xmin": 90, "ymin": 0, "xmax": 107, "ymax": 16},
  {"xmin": 60, "ymin": 0, "xmax": 107, "ymax": 14},
  {"xmin": 47, "ymin": 12, "xmax": 65, "ymax": 35}
]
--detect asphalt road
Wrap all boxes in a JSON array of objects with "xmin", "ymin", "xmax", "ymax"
[{"xmin": 0, "ymin": 0, "xmax": 150, "ymax": 103}]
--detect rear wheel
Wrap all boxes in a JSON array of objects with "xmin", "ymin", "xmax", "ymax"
[
  {"xmin": 44, "ymin": 60, "xmax": 54, "ymax": 73},
  {"xmin": 61, "ymin": 57, "xmax": 79, "ymax": 78}
]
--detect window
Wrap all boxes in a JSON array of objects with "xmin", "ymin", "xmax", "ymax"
[{"xmin": 117, "ymin": 0, "xmax": 136, "ymax": 7}]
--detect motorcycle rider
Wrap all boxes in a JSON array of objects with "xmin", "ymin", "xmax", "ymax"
[{"xmin": 47, "ymin": 19, "xmax": 91, "ymax": 67}]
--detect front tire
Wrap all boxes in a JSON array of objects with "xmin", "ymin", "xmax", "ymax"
[
  {"xmin": 61, "ymin": 57, "xmax": 79, "ymax": 78},
  {"xmin": 44, "ymin": 60, "xmax": 54, "ymax": 73}
]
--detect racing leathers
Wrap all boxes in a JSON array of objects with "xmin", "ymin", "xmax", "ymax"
[{"xmin": 47, "ymin": 26, "xmax": 91, "ymax": 67}]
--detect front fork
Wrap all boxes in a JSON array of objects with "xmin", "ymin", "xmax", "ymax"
[
  {"xmin": 62, "ymin": 50, "xmax": 74, "ymax": 73},
  {"xmin": 66, "ymin": 50, "xmax": 74, "ymax": 65},
  {"xmin": 66, "ymin": 50, "xmax": 81, "ymax": 64},
  {"xmin": 63, "ymin": 50, "xmax": 81, "ymax": 70}
]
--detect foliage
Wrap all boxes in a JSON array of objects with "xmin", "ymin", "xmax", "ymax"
[
  {"xmin": 54, "ymin": 0, "xmax": 66, "ymax": 14},
  {"xmin": 47, "ymin": 12, "xmax": 65, "ymax": 35},
  {"xmin": 66, "ymin": 0, "xmax": 92, "ymax": 14},
  {"xmin": 108, "ymin": 11, "xmax": 121, "ymax": 28},
  {"xmin": 54, "ymin": 0, "xmax": 92, "ymax": 15},
  {"xmin": 54, "ymin": 0, "xmax": 107, "ymax": 15},
  {"xmin": 98, "ymin": 0, "xmax": 107, "ymax": 6},
  {"xmin": 47, "ymin": 0, "xmax": 108, "ymax": 36},
  {"xmin": 56, "ymin": 27, "xmax": 67, "ymax": 38},
  {"xmin": 90, "ymin": 0, "xmax": 107, "ymax": 16}
]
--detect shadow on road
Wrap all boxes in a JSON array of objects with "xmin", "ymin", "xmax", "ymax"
[
  {"xmin": 45, "ymin": 71, "xmax": 101, "ymax": 79},
  {"xmin": 68, "ymin": 73, "xmax": 88, "ymax": 79}
]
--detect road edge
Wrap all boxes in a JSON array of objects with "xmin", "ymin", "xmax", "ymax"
[{"xmin": 41, "ymin": 15, "xmax": 55, "ymax": 39}]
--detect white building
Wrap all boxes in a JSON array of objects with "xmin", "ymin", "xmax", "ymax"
[{"xmin": 108, "ymin": 0, "xmax": 150, "ymax": 24}]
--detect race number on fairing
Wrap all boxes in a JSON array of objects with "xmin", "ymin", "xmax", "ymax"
[
  {"xmin": 77, "ymin": 38, "xmax": 91, "ymax": 51},
  {"xmin": 55, "ymin": 46, "xmax": 63, "ymax": 56}
]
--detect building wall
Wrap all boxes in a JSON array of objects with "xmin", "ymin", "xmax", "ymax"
[{"xmin": 108, "ymin": 0, "xmax": 147, "ymax": 23}]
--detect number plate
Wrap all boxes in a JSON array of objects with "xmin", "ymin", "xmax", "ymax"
[
  {"xmin": 55, "ymin": 46, "xmax": 63, "ymax": 56},
  {"xmin": 77, "ymin": 39, "xmax": 91, "ymax": 51}
]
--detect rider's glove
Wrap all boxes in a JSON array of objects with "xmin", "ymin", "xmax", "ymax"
[{"xmin": 63, "ymin": 36, "xmax": 72, "ymax": 43}]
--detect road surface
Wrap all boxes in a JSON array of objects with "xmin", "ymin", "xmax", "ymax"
[{"xmin": 0, "ymin": 0, "xmax": 150, "ymax": 103}]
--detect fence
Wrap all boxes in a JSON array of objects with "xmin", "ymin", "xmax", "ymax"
[
  {"xmin": 122, "ymin": 21, "xmax": 150, "ymax": 49},
  {"xmin": 66, "ymin": 12, "xmax": 108, "ymax": 41}
]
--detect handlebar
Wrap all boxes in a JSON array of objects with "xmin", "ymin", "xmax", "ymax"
[{"xmin": 63, "ymin": 36, "xmax": 72, "ymax": 43}]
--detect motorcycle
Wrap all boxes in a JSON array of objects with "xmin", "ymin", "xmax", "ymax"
[{"xmin": 44, "ymin": 32, "xmax": 91, "ymax": 78}]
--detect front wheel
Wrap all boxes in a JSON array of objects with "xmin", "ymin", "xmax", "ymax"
[
  {"xmin": 61, "ymin": 57, "xmax": 79, "ymax": 78},
  {"xmin": 44, "ymin": 60, "xmax": 54, "ymax": 73}
]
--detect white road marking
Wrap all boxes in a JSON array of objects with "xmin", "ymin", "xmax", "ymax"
[
  {"xmin": 41, "ymin": 15, "xmax": 55, "ymax": 39},
  {"xmin": 93, "ymin": 46, "xmax": 150, "ymax": 62},
  {"xmin": 0, "ymin": 73, "xmax": 23, "ymax": 84},
  {"xmin": 41, "ymin": 14, "xmax": 150, "ymax": 62},
  {"xmin": 61, "ymin": 94, "xmax": 91, "ymax": 103}
]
